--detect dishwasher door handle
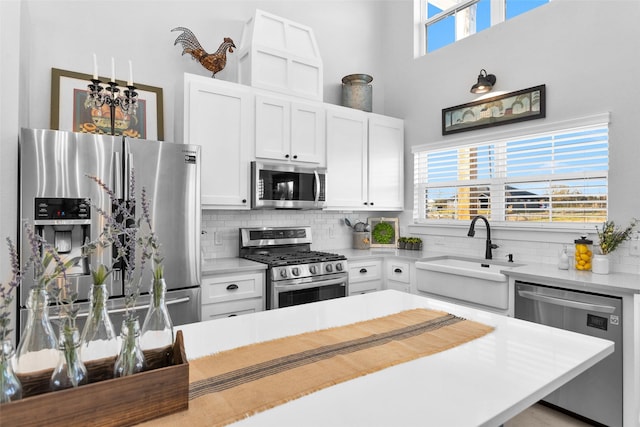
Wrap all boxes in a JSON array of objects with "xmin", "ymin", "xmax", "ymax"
[{"xmin": 517, "ymin": 290, "xmax": 616, "ymax": 314}]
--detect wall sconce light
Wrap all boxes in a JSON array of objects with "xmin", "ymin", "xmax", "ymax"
[{"xmin": 470, "ymin": 69, "xmax": 497, "ymax": 94}]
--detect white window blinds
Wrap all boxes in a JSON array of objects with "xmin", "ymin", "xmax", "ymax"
[{"xmin": 413, "ymin": 121, "xmax": 609, "ymax": 224}]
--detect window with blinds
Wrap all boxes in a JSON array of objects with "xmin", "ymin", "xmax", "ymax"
[{"xmin": 413, "ymin": 122, "xmax": 609, "ymax": 224}]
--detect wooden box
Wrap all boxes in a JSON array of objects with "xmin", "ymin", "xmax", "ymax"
[{"xmin": 2, "ymin": 331, "xmax": 188, "ymax": 427}]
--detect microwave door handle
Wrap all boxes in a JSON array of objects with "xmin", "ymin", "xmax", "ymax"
[{"xmin": 314, "ymin": 170, "xmax": 320, "ymax": 203}]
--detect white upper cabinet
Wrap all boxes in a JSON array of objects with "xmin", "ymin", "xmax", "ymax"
[
  {"xmin": 368, "ymin": 114, "xmax": 404, "ymax": 210},
  {"xmin": 255, "ymin": 93, "xmax": 325, "ymax": 165},
  {"xmin": 325, "ymin": 106, "xmax": 404, "ymax": 211},
  {"xmin": 183, "ymin": 74, "xmax": 253, "ymax": 209},
  {"xmin": 325, "ymin": 106, "xmax": 369, "ymax": 209}
]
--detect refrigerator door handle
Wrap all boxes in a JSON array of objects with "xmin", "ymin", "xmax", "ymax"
[
  {"xmin": 124, "ymin": 152, "xmax": 133, "ymax": 200},
  {"xmin": 49, "ymin": 296, "xmax": 192, "ymax": 320},
  {"xmin": 113, "ymin": 152, "xmax": 122, "ymax": 199}
]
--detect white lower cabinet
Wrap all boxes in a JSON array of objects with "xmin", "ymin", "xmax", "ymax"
[
  {"xmin": 201, "ymin": 271, "xmax": 264, "ymax": 319},
  {"xmin": 385, "ymin": 259, "xmax": 411, "ymax": 293},
  {"xmin": 348, "ymin": 259, "xmax": 383, "ymax": 295}
]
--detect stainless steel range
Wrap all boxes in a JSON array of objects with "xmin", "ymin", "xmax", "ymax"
[{"xmin": 239, "ymin": 226, "xmax": 348, "ymax": 309}]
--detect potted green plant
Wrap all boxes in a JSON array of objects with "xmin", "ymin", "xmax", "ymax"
[
  {"xmin": 397, "ymin": 237, "xmax": 408, "ymax": 249},
  {"xmin": 593, "ymin": 219, "xmax": 636, "ymax": 274},
  {"xmin": 407, "ymin": 237, "xmax": 423, "ymax": 250}
]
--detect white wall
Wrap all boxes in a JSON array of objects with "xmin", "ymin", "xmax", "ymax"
[{"xmin": 380, "ymin": 0, "xmax": 640, "ymax": 273}]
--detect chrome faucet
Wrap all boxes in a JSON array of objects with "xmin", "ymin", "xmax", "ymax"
[{"xmin": 467, "ymin": 215, "xmax": 498, "ymax": 260}]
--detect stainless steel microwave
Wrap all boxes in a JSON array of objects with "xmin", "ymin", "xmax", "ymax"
[{"xmin": 251, "ymin": 161, "xmax": 326, "ymax": 209}]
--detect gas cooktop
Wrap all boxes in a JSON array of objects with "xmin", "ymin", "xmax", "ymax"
[{"xmin": 242, "ymin": 250, "xmax": 346, "ymax": 267}]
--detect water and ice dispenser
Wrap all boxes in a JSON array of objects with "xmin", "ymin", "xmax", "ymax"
[{"xmin": 33, "ymin": 197, "xmax": 91, "ymax": 276}]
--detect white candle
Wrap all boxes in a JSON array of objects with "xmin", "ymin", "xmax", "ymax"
[
  {"xmin": 127, "ymin": 60, "xmax": 133, "ymax": 87},
  {"xmin": 92, "ymin": 53, "xmax": 98, "ymax": 80},
  {"xmin": 111, "ymin": 57, "xmax": 115, "ymax": 83}
]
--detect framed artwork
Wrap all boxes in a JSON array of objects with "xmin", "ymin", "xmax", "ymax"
[
  {"xmin": 442, "ymin": 84, "xmax": 546, "ymax": 135},
  {"xmin": 50, "ymin": 68, "xmax": 164, "ymax": 140},
  {"xmin": 368, "ymin": 217, "xmax": 399, "ymax": 248}
]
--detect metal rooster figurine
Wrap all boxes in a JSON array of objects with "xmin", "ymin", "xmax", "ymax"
[{"xmin": 171, "ymin": 27, "xmax": 236, "ymax": 78}]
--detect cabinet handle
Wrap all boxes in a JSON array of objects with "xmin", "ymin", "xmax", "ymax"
[
  {"xmin": 285, "ymin": 154, "xmax": 290, "ymax": 159},
  {"xmin": 226, "ymin": 284, "xmax": 239, "ymax": 290},
  {"xmin": 363, "ymin": 202, "xmax": 368, "ymax": 205},
  {"xmin": 370, "ymin": 202, "xmax": 374, "ymax": 206},
  {"xmin": 293, "ymin": 155, "xmax": 298, "ymax": 159},
  {"xmin": 359, "ymin": 268, "xmax": 368, "ymax": 273},
  {"xmin": 228, "ymin": 314, "xmax": 237, "ymax": 317},
  {"xmin": 394, "ymin": 268, "xmax": 402, "ymax": 273},
  {"xmin": 242, "ymin": 199, "xmax": 247, "ymax": 203}
]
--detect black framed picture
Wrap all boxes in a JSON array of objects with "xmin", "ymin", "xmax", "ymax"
[{"xmin": 442, "ymin": 85, "xmax": 546, "ymax": 135}]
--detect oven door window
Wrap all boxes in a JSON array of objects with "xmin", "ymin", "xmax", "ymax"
[
  {"xmin": 258, "ymin": 170, "xmax": 318, "ymax": 202},
  {"xmin": 277, "ymin": 283, "xmax": 346, "ymax": 308}
]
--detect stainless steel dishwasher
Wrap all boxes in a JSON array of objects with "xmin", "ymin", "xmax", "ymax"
[{"xmin": 514, "ymin": 281, "xmax": 622, "ymax": 427}]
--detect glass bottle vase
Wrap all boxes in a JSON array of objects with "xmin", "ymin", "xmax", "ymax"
[
  {"xmin": 141, "ymin": 278, "xmax": 174, "ymax": 351},
  {"xmin": 0, "ymin": 340, "xmax": 22, "ymax": 404},
  {"xmin": 14, "ymin": 288, "xmax": 58, "ymax": 373},
  {"xmin": 80, "ymin": 283, "xmax": 118, "ymax": 362},
  {"xmin": 114, "ymin": 317, "xmax": 146, "ymax": 377},
  {"xmin": 50, "ymin": 327, "xmax": 88, "ymax": 390}
]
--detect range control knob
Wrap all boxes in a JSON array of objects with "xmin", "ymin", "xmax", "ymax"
[
  {"xmin": 292, "ymin": 267, "xmax": 300, "ymax": 276},
  {"xmin": 325, "ymin": 264, "xmax": 334, "ymax": 273},
  {"xmin": 279, "ymin": 269, "xmax": 288, "ymax": 278},
  {"xmin": 335, "ymin": 262, "xmax": 344, "ymax": 272},
  {"xmin": 309, "ymin": 265, "xmax": 318, "ymax": 274}
]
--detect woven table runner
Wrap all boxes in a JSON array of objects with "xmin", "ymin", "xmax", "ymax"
[{"xmin": 146, "ymin": 308, "xmax": 494, "ymax": 427}]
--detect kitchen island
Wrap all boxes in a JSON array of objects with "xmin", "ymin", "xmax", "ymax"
[{"xmin": 163, "ymin": 290, "xmax": 613, "ymax": 427}]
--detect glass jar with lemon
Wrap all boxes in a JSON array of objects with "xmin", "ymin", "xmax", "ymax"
[{"xmin": 574, "ymin": 236, "xmax": 593, "ymax": 271}]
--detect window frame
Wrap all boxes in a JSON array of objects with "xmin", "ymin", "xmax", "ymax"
[
  {"xmin": 416, "ymin": 0, "xmax": 547, "ymax": 56},
  {"xmin": 411, "ymin": 113, "xmax": 611, "ymax": 232}
]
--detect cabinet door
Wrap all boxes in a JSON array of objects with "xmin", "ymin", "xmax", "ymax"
[
  {"xmin": 255, "ymin": 95, "xmax": 290, "ymax": 161},
  {"xmin": 185, "ymin": 76, "xmax": 252, "ymax": 209},
  {"xmin": 291, "ymin": 101, "xmax": 325, "ymax": 165},
  {"xmin": 325, "ymin": 107, "xmax": 368, "ymax": 210},
  {"xmin": 368, "ymin": 114, "xmax": 404, "ymax": 210}
]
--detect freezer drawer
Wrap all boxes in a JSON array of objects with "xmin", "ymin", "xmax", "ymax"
[{"xmin": 21, "ymin": 287, "xmax": 201, "ymax": 339}]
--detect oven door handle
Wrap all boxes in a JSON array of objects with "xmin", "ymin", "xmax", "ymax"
[{"xmin": 273, "ymin": 276, "xmax": 347, "ymax": 292}]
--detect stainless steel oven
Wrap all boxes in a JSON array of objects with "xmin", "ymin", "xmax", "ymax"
[{"xmin": 239, "ymin": 226, "xmax": 348, "ymax": 309}]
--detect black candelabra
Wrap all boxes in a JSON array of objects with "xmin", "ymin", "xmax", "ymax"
[{"xmin": 86, "ymin": 79, "xmax": 138, "ymax": 136}]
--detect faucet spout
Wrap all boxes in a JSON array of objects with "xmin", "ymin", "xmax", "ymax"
[{"xmin": 467, "ymin": 215, "xmax": 498, "ymax": 260}]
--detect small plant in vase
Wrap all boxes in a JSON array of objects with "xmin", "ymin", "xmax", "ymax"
[
  {"xmin": 0, "ymin": 238, "xmax": 23, "ymax": 403},
  {"xmin": 140, "ymin": 187, "xmax": 174, "ymax": 351},
  {"xmin": 397, "ymin": 237, "xmax": 408, "ymax": 249},
  {"xmin": 86, "ymin": 172, "xmax": 155, "ymax": 377},
  {"xmin": 593, "ymin": 219, "xmax": 637, "ymax": 274}
]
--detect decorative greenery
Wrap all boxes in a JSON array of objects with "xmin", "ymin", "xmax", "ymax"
[
  {"xmin": 372, "ymin": 222, "xmax": 395, "ymax": 244},
  {"xmin": 596, "ymin": 219, "xmax": 637, "ymax": 255},
  {"xmin": 85, "ymin": 172, "xmax": 156, "ymax": 321},
  {"xmin": 0, "ymin": 238, "xmax": 22, "ymax": 342}
]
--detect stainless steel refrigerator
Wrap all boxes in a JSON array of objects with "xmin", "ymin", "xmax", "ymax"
[{"xmin": 18, "ymin": 128, "xmax": 201, "ymax": 338}]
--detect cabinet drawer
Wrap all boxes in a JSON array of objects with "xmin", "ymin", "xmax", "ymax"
[
  {"xmin": 348, "ymin": 260, "xmax": 382, "ymax": 283},
  {"xmin": 202, "ymin": 272, "xmax": 264, "ymax": 304},
  {"xmin": 201, "ymin": 298, "xmax": 263, "ymax": 320},
  {"xmin": 386, "ymin": 260, "xmax": 410, "ymax": 284},
  {"xmin": 349, "ymin": 280, "xmax": 382, "ymax": 295}
]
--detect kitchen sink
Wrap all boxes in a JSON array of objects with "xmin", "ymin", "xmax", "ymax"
[{"xmin": 415, "ymin": 256, "xmax": 524, "ymax": 313}]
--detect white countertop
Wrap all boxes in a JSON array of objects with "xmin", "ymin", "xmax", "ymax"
[
  {"xmin": 201, "ymin": 257, "xmax": 267, "ymax": 275},
  {"xmin": 504, "ymin": 262, "xmax": 640, "ymax": 294},
  {"xmin": 176, "ymin": 290, "xmax": 613, "ymax": 427}
]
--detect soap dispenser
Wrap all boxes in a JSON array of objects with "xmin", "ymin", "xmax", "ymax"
[{"xmin": 558, "ymin": 245, "xmax": 569, "ymax": 270}]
